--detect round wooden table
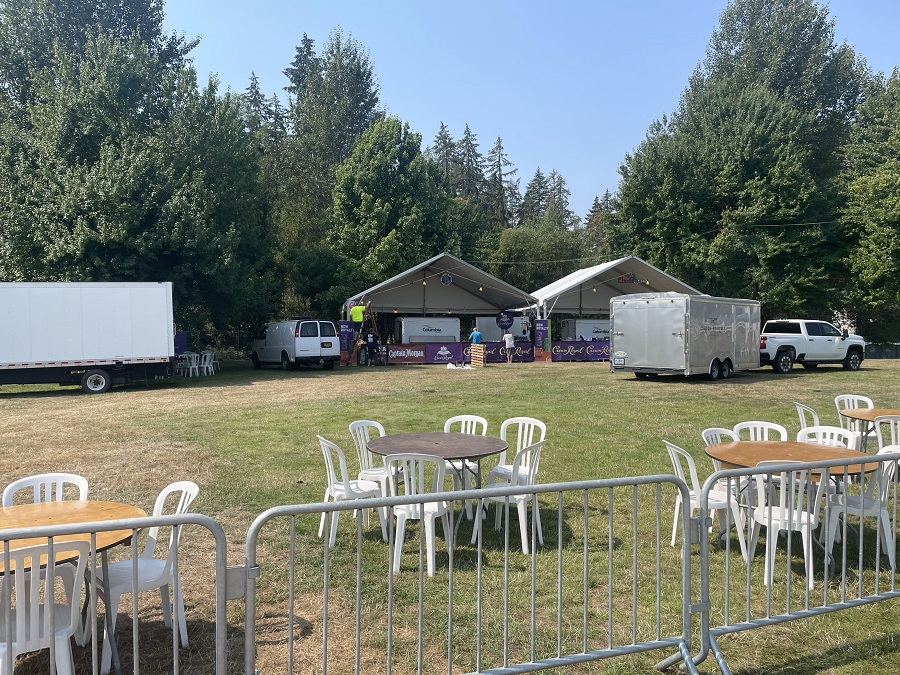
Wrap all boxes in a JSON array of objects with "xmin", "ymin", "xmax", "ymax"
[
  {"xmin": 0, "ymin": 500, "xmax": 147, "ymax": 675},
  {"xmin": 367, "ymin": 432, "xmax": 508, "ymax": 463},
  {"xmin": 705, "ymin": 440, "xmax": 879, "ymax": 475},
  {"xmin": 839, "ymin": 408, "xmax": 900, "ymax": 451}
]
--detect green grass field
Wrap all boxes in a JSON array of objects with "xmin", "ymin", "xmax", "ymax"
[{"xmin": 2, "ymin": 358, "xmax": 899, "ymax": 674}]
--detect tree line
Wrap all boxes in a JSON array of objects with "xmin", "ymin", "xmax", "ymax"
[{"xmin": 1, "ymin": 0, "xmax": 898, "ymax": 340}]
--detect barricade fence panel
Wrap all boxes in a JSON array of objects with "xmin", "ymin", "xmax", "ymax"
[
  {"xmin": 698, "ymin": 453, "xmax": 900, "ymax": 672},
  {"xmin": 0, "ymin": 513, "xmax": 228, "ymax": 675},
  {"xmin": 243, "ymin": 477, "xmax": 700, "ymax": 675}
]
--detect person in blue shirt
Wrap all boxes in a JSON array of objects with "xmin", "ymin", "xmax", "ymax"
[{"xmin": 469, "ymin": 327, "xmax": 482, "ymax": 344}]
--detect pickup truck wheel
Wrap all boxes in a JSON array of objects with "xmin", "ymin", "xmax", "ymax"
[
  {"xmin": 721, "ymin": 360, "xmax": 732, "ymax": 379},
  {"xmin": 843, "ymin": 350, "xmax": 862, "ymax": 371},
  {"xmin": 251, "ymin": 352, "xmax": 261, "ymax": 370},
  {"xmin": 709, "ymin": 359, "xmax": 722, "ymax": 381},
  {"xmin": 281, "ymin": 351, "xmax": 293, "ymax": 371},
  {"xmin": 773, "ymin": 350, "xmax": 794, "ymax": 374},
  {"xmin": 81, "ymin": 369, "xmax": 112, "ymax": 394}
]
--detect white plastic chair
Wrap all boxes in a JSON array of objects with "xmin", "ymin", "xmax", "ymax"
[
  {"xmin": 664, "ymin": 441, "xmax": 748, "ymax": 560},
  {"xmin": 701, "ymin": 428, "xmax": 747, "ymax": 499},
  {"xmin": 2, "ymin": 473, "xmax": 89, "ymax": 641},
  {"xmin": 86, "ymin": 480, "xmax": 199, "ymax": 675},
  {"xmin": 823, "ymin": 445, "xmax": 899, "ymax": 570},
  {"xmin": 748, "ymin": 461, "xmax": 827, "ymax": 589},
  {"xmin": 443, "ymin": 414, "xmax": 488, "ymax": 519},
  {"xmin": 0, "ymin": 540, "xmax": 90, "ymax": 675},
  {"xmin": 2, "ymin": 473, "xmax": 88, "ymax": 506},
  {"xmin": 835, "ymin": 394, "xmax": 876, "ymax": 450},
  {"xmin": 733, "ymin": 421, "xmax": 788, "ymax": 442},
  {"xmin": 794, "ymin": 402, "xmax": 820, "ymax": 430},
  {"xmin": 384, "ymin": 454, "xmax": 450, "ymax": 576},
  {"xmin": 349, "ymin": 420, "xmax": 396, "ymax": 539},
  {"xmin": 199, "ymin": 350, "xmax": 215, "ymax": 376},
  {"xmin": 318, "ymin": 436, "xmax": 386, "ymax": 547},
  {"xmin": 796, "ymin": 425, "xmax": 855, "ymax": 448},
  {"xmin": 487, "ymin": 417, "xmax": 547, "ymax": 486},
  {"xmin": 471, "ymin": 440, "xmax": 545, "ymax": 553},
  {"xmin": 179, "ymin": 352, "xmax": 200, "ymax": 377}
]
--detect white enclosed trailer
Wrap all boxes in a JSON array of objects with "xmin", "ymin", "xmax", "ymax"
[
  {"xmin": 609, "ymin": 293, "xmax": 760, "ymax": 380},
  {"xmin": 0, "ymin": 282, "xmax": 175, "ymax": 393},
  {"xmin": 393, "ymin": 317, "xmax": 460, "ymax": 343}
]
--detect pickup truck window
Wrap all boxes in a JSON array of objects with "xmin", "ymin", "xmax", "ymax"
[
  {"xmin": 821, "ymin": 323, "xmax": 842, "ymax": 337},
  {"xmin": 805, "ymin": 322, "xmax": 822, "ymax": 336},
  {"xmin": 765, "ymin": 321, "xmax": 801, "ymax": 334}
]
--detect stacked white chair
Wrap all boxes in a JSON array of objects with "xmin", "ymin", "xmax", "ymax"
[
  {"xmin": 794, "ymin": 402, "xmax": 820, "ymax": 430},
  {"xmin": 348, "ymin": 420, "xmax": 395, "ymax": 539},
  {"xmin": 487, "ymin": 417, "xmax": 546, "ymax": 486}
]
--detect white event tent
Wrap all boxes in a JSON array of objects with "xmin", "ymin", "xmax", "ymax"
[
  {"xmin": 531, "ymin": 255, "xmax": 700, "ymax": 318},
  {"xmin": 344, "ymin": 253, "xmax": 538, "ymax": 317}
]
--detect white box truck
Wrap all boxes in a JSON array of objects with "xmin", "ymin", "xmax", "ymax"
[
  {"xmin": 393, "ymin": 317, "xmax": 460, "ymax": 343},
  {"xmin": 0, "ymin": 282, "xmax": 175, "ymax": 393},
  {"xmin": 609, "ymin": 293, "xmax": 760, "ymax": 381},
  {"xmin": 560, "ymin": 319, "xmax": 610, "ymax": 341}
]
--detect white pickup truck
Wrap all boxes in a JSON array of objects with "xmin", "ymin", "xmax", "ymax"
[{"xmin": 759, "ymin": 319, "xmax": 865, "ymax": 373}]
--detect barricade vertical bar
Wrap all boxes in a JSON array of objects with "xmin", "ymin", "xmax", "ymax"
[
  {"xmin": 90, "ymin": 532, "xmax": 98, "ymax": 675},
  {"xmin": 322, "ymin": 513, "xmax": 330, "ymax": 675},
  {"xmin": 631, "ymin": 485, "xmax": 638, "ymax": 645},
  {"xmin": 417, "ymin": 516, "xmax": 424, "ymax": 674},
  {"xmin": 582, "ymin": 490, "xmax": 588, "ymax": 654},
  {"xmin": 355, "ymin": 515, "xmax": 362, "ymax": 675},
  {"xmin": 655, "ymin": 484, "xmax": 662, "ymax": 640},
  {"xmin": 557, "ymin": 491, "xmax": 563, "ymax": 659},
  {"xmin": 531, "ymin": 493, "xmax": 537, "ymax": 664},
  {"xmin": 3, "ymin": 541, "xmax": 10, "ymax": 675},
  {"xmin": 448, "ymin": 495, "xmax": 456, "ymax": 675},
  {"xmin": 503, "ymin": 495, "xmax": 510, "ymax": 667},
  {"xmin": 387, "ymin": 507, "xmax": 395, "ymax": 675},
  {"xmin": 607, "ymin": 488, "xmax": 614, "ymax": 650},
  {"xmin": 288, "ymin": 518, "xmax": 296, "ymax": 675},
  {"xmin": 475, "ymin": 496, "xmax": 483, "ymax": 673}
]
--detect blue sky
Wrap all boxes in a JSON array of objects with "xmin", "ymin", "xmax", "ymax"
[{"xmin": 163, "ymin": 1, "xmax": 899, "ymax": 221}]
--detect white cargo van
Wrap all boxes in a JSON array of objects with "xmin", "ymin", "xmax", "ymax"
[{"xmin": 250, "ymin": 318, "xmax": 339, "ymax": 370}]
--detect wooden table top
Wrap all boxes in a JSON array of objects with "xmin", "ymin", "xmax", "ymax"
[
  {"xmin": 368, "ymin": 432, "xmax": 508, "ymax": 461},
  {"xmin": 839, "ymin": 408, "xmax": 900, "ymax": 423},
  {"xmin": 0, "ymin": 500, "xmax": 146, "ymax": 572},
  {"xmin": 705, "ymin": 440, "xmax": 879, "ymax": 474}
]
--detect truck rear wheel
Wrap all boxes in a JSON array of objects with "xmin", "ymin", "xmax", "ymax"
[
  {"xmin": 81, "ymin": 369, "xmax": 112, "ymax": 394},
  {"xmin": 773, "ymin": 350, "xmax": 794, "ymax": 374},
  {"xmin": 843, "ymin": 350, "xmax": 862, "ymax": 371},
  {"xmin": 709, "ymin": 359, "xmax": 722, "ymax": 381}
]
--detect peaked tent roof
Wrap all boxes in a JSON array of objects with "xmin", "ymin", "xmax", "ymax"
[
  {"xmin": 345, "ymin": 253, "xmax": 538, "ymax": 316},
  {"xmin": 531, "ymin": 255, "xmax": 701, "ymax": 316}
]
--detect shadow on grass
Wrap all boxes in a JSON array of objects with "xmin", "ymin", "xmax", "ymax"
[{"xmin": 726, "ymin": 631, "xmax": 900, "ymax": 674}]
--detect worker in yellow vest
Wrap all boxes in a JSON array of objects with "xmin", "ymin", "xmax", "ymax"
[{"xmin": 349, "ymin": 301, "xmax": 368, "ymax": 343}]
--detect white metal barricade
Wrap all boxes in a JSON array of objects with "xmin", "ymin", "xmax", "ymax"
[
  {"xmin": 242, "ymin": 476, "xmax": 700, "ymax": 675},
  {"xmin": 0, "ymin": 513, "xmax": 229, "ymax": 675},
  {"xmin": 696, "ymin": 453, "xmax": 900, "ymax": 674}
]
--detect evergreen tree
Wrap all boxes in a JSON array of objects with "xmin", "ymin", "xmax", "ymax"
[
  {"xmin": 283, "ymin": 33, "xmax": 317, "ymax": 98},
  {"xmin": 428, "ymin": 121, "xmax": 456, "ymax": 185},
  {"xmin": 455, "ymin": 124, "xmax": 485, "ymax": 197},
  {"xmin": 520, "ymin": 168, "xmax": 548, "ymax": 223}
]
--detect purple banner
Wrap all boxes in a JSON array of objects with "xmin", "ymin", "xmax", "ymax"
[
  {"xmin": 339, "ymin": 320, "xmax": 354, "ymax": 353},
  {"xmin": 551, "ymin": 340, "xmax": 610, "ymax": 362},
  {"xmin": 426, "ymin": 342, "xmax": 465, "ymax": 364},
  {"xmin": 387, "ymin": 344, "xmax": 427, "ymax": 364}
]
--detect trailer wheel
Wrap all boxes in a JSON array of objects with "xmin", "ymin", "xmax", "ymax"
[
  {"xmin": 720, "ymin": 360, "xmax": 732, "ymax": 379},
  {"xmin": 709, "ymin": 359, "xmax": 722, "ymax": 381},
  {"xmin": 81, "ymin": 369, "xmax": 112, "ymax": 394}
]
